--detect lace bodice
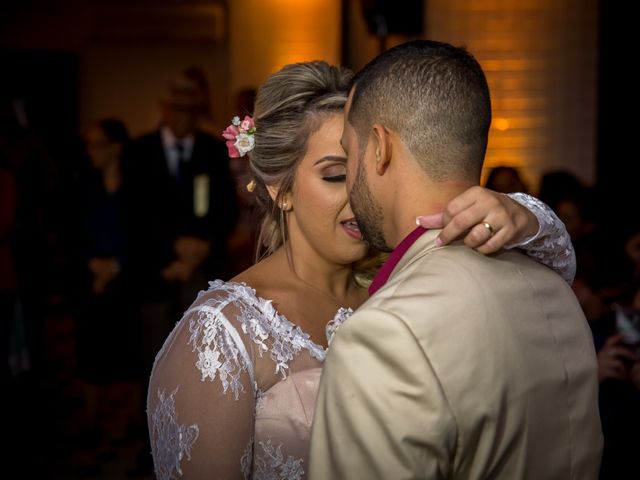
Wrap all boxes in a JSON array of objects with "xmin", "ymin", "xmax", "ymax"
[
  {"xmin": 147, "ymin": 194, "xmax": 576, "ymax": 479},
  {"xmin": 148, "ymin": 281, "xmax": 351, "ymax": 480}
]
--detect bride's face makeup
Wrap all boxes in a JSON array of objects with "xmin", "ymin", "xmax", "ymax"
[{"xmin": 286, "ymin": 113, "xmax": 368, "ymax": 266}]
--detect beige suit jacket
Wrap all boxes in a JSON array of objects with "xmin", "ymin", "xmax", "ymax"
[{"xmin": 310, "ymin": 230, "xmax": 602, "ymax": 479}]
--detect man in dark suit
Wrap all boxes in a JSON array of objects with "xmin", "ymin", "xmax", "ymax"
[{"xmin": 124, "ymin": 74, "xmax": 239, "ymax": 377}]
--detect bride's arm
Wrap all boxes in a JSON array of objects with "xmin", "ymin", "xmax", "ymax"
[
  {"xmin": 147, "ymin": 298, "xmax": 257, "ymax": 479},
  {"xmin": 504, "ymin": 192, "xmax": 576, "ymax": 283},
  {"xmin": 417, "ymin": 187, "xmax": 576, "ymax": 283}
]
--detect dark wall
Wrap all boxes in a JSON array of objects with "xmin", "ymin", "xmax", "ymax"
[
  {"xmin": 597, "ymin": 1, "xmax": 637, "ymax": 231},
  {"xmin": 0, "ymin": 49, "xmax": 78, "ymax": 157}
]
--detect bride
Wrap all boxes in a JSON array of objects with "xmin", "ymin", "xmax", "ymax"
[{"xmin": 147, "ymin": 61, "xmax": 574, "ymax": 480}]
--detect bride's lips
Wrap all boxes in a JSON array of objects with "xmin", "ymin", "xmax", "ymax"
[{"xmin": 340, "ymin": 217, "xmax": 362, "ymax": 240}]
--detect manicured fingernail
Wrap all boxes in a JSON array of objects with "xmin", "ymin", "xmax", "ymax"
[
  {"xmin": 435, "ymin": 236, "xmax": 443, "ymax": 247},
  {"xmin": 417, "ymin": 213, "xmax": 443, "ymax": 228}
]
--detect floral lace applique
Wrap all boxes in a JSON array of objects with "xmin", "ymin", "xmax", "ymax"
[
  {"xmin": 183, "ymin": 281, "xmax": 351, "ymax": 402},
  {"xmin": 187, "ymin": 301, "xmax": 254, "ymax": 400},
  {"xmin": 240, "ymin": 437, "xmax": 254, "ymax": 480},
  {"xmin": 507, "ymin": 192, "xmax": 577, "ymax": 283},
  {"xmin": 325, "ymin": 307, "xmax": 354, "ymax": 345},
  {"xmin": 255, "ymin": 388, "xmax": 267, "ymax": 412},
  {"xmin": 195, "ymin": 281, "xmax": 328, "ymax": 381},
  {"xmin": 150, "ymin": 388, "xmax": 199, "ymax": 480},
  {"xmin": 238, "ymin": 295, "xmax": 325, "ymax": 376},
  {"xmin": 253, "ymin": 438, "xmax": 305, "ymax": 480}
]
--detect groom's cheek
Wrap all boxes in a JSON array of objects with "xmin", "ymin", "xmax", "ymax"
[{"xmin": 345, "ymin": 161, "xmax": 356, "ymax": 192}]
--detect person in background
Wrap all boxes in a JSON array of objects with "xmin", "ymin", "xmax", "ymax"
[
  {"xmin": 70, "ymin": 118, "xmax": 143, "ymax": 474},
  {"xmin": 538, "ymin": 169, "xmax": 584, "ymax": 213},
  {"xmin": 125, "ymin": 73, "xmax": 239, "ymax": 378},
  {"xmin": 182, "ymin": 65, "xmax": 219, "ymax": 137},
  {"xmin": 0, "ymin": 159, "xmax": 18, "ymax": 382},
  {"xmin": 0, "ymin": 99, "xmax": 53, "ymax": 377},
  {"xmin": 125, "ymin": 74, "xmax": 238, "ymax": 475},
  {"xmin": 590, "ymin": 222, "xmax": 639, "ymax": 480},
  {"xmin": 484, "ymin": 165, "xmax": 528, "ymax": 194}
]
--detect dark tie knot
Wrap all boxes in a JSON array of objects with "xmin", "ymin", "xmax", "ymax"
[
  {"xmin": 175, "ymin": 141, "xmax": 188, "ymax": 185},
  {"xmin": 175, "ymin": 141, "xmax": 185, "ymax": 161}
]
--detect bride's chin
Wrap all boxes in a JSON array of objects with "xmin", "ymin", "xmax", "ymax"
[{"xmin": 338, "ymin": 246, "xmax": 370, "ymax": 265}]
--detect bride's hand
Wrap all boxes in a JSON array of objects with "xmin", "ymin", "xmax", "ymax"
[{"xmin": 416, "ymin": 186, "xmax": 539, "ymax": 254}]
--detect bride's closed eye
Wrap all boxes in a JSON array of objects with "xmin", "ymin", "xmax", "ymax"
[
  {"xmin": 323, "ymin": 174, "xmax": 346, "ymax": 183},
  {"xmin": 321, "ymin": 164, "xmax": 346, "ymax": 183}
]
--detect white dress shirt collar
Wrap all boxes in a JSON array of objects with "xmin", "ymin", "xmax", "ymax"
[{"xmin": 161, "ymin": 126, "xmax": 195, "ymax": 176}]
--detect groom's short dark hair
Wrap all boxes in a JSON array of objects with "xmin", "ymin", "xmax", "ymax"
[{"xmin": 349, "ymin": 40, "xmax": 491, "ymax": 182}]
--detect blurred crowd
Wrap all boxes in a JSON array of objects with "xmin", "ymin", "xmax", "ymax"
[{"xmin": 2, "ymin": 67, "xmax": 257, "ymax": 478}]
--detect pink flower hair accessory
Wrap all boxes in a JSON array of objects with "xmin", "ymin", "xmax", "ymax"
[{"xmin": 222, "ymin": 115, "xmax": 256, "ymax": 158}]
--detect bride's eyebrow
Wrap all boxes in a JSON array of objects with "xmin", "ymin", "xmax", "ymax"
[{"xmin": 314, "ymin": 155, "xmax": 347, "ymax": 166}]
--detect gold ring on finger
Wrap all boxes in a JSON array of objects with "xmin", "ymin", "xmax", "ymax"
[{"xmin": 482, "ymin": 222, "xmax": 494, "ymax": 236}]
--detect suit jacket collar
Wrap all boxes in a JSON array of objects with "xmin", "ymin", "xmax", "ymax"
[
  {"xmin": 161, "ymin": 126, "xmax": 196, "ymax": 174},
  {"xmin": 388, "ymin": 228, "xmax": 442, "ymax": 281},
  {"xmin": 160, "ymin": 126, "xmax": 195, "ymax": 153},
  {"xmin": 369, "ymin": 228, "xmax": 443, "ymax": 296},
  {"xmin": 369, "ymin": 226, "xmax": 424, "ymax": 295}
]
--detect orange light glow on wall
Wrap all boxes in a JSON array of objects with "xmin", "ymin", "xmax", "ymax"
[
  {"xmin": 427, "ymin": 0, "xmax": 597, "ymax": 192},
  {"xmin": 493, "ymin": 118, "xmax": 510, "ymax": 131},
  {"xmin": 229, "ymin": 0, "xmax": 341, "ymax": 115}
]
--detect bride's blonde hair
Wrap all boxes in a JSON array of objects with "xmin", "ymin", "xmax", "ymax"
[
  {"xmin": 247, "ymin": 61, "xmax": 385, "ymax": 285},
  {"xmin": 248, "ymin": 61, "xmax": 348, "ymax": 257}
]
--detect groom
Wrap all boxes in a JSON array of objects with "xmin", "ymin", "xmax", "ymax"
[{"xmin": 309, "ymin": 40, "xmax": 602, "ymax": 479}]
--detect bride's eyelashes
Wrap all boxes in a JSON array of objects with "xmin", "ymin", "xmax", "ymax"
[
  {"xmin": 323, "ymin": 174, "xmax": 346, "ymax": 183},
  {"xmin": 320, "ymin": 163, "xmax": 346, "ymax": 183}
]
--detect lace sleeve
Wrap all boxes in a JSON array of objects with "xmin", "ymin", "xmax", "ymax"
[
  {"xmin": 506, "ymin": 192, "xmax": 576, "ymax": 284},
  {"xmin": 147, "ymin": 296, "xmax": 256, "ymax": 480}
]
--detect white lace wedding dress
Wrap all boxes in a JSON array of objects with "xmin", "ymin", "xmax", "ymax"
[{"xmin": 147, "ymin": 193, "xmax": 575, "ymax": 480}]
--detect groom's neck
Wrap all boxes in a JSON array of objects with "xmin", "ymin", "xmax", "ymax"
[{"xmin": 387, "ymin": 179, "xmax": 475, "ymax": 248}]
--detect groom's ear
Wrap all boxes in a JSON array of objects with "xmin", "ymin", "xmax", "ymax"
[{"xmin": 372, "ymin": 123, "xmax": 392, "ymax": 176}]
